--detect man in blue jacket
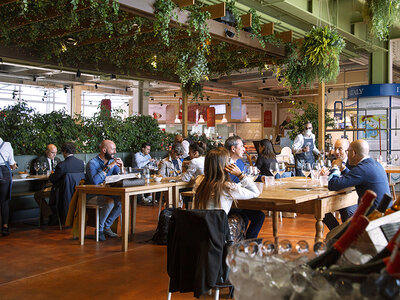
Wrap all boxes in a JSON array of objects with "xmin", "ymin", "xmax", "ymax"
[
  {"xmin": 224, "ymin": 136, "xmax": 265, "ymax": 239},
  {"xmin": 86, "ymin": 140, "xmax": 125, "ymax": 241},
  {"xmin": 327, "ymin": 139, "xmax": 390, "ymax": 229}
]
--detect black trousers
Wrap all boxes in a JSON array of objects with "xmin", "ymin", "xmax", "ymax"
[{"xmin": 0, "ymin": 165, "xmax": 11, "ymax": 225}]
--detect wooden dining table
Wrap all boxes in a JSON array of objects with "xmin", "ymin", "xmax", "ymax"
[
  {"xmin": 236, "ymin": 177, "xmax": 358, "ymax": 243},
  {"xmin": 76, "ymin": 181, "xmax": 177, "ymax": 252}
]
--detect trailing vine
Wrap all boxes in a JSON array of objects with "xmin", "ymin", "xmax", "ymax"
[
  {"xmin": 225, "ymin": 0, "xmax": 243, "ymax": 36},
  {"xmin": 153, "ymin": 0, "xmax": 178, "ymax": 46},
  {"xmin": 248, "ymin": 8, "xmax": 265, "ymax": 48},
  {"xmin": 364, "ymin": 0, "xmax": 400, "ymax": 41}
]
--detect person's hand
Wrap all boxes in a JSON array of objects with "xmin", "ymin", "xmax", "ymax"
[
  {"xmin": 10, "ymin": 163, "xmax": 18, "ymax": 170},
  {"xmin": 225, "ymin": 163, "xmax": 242, "ymax": 177},
  {"xmin": 261, "ymin": 175, "xmax": 266, "ymax": 183},
  {"xmin": 302, "ymin": 145, "xmax": 310, "ymax": 152},
  {"xmin": 332, "ymin": 159, "xmax": 343, "ymax": 168},
  {"xmin": 320, "ymin": 168, "xmax": 328, "ymax": 176}
]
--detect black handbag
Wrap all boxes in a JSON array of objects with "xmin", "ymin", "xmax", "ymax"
[{"xmin": 110, "ymin": 178, "xmax": 145, "ymax": 187}]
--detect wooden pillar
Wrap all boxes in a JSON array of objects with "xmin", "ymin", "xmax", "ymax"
[
  {"xmin": 318, "ymin": 82, "xmax": 325, "ymax": 152},
  {"xmin": 182, "ymin": 89, "xmax": 188, "ymax": 137}
]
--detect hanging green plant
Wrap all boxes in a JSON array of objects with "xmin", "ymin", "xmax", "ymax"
[
  {"xmin": 248, "ymin": 8, "xmax": 265, "ymax": 48},
  {"xmin": 364, "ymin": 0, "xmax": 400, "ymax": 41},
  {"xmin": 225, "ymin": 0, "xmax": 243, "ymax": 36},
  {"xmin": 153, "ymin": 0, "xmax": 178, "ymax": 46},
  {"xmin": 278, "ymin": 26, "xmax": 345, "ymax": 92}
]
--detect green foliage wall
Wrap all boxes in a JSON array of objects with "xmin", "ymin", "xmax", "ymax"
[{"xmin": 0, "ymin": 102, "xmax": 170, "ymax": 155}]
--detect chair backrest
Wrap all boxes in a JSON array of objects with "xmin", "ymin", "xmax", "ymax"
[
  {"xmin": 167, "ymin": 209, "xmax": 230, "ymax": 298},
  {"xmin": 52, "ymin": 172, "xmax": 85, "ymax": 224},
  {"xmin": 280, "ymin": 147, "xmax": 292, "ymax": 156}
]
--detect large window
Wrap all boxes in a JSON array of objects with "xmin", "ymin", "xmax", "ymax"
[
  {"xmin": 81, "ymin": 91, "xmax": 131, "ymax": 118},
  {"xmin": 0, "ymin": 83, "xmax": 69, "ymax": 113}
]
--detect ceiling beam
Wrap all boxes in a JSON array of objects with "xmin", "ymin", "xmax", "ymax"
[
  {"xmin": 0, "ymin": 0, "xmax": 16, "ymax": 6},
  {"xmin": 118, "ymin": 0, "xmax": 285, "ymax": 57}
]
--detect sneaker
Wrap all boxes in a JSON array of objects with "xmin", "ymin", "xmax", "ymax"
[
  {"xmin": 104, "ymin": 228, "xmax": 119, "ymax": 238},
  {"xmin": 143, "ymin": 196, "xmax": 152, "ymax": 203},
  {"xmin": 2, "ymin": 227, "xmax": 9, "ymax": 237},
  {"xmin": 98, "ymin": 231, "xmax": 106, "ymax": 241}
]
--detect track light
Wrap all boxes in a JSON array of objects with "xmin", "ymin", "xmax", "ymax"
[
  {"xmin": 238, "ymin": 91, "xmax": 242, "ymax": 97},
  {"xmin": 33, "ymin": 76, "xmax": 37, "ymax": 82},
  {"xmin": 111, "ymin": 74, "xmax": 116, "ymax": 80},
  {"xmin": 206, "ymin": 96, "xmax": 210, "ymax": 101},
  {"xmin": 224, "ymin": 29, "xmax": 235, "ymax": 38},
  {"xmin": 95, "ymin": 83, "xmax": 98, "ymax": 89},
  {"xmin": 174, "ymin": 92, "xmax": 177, "ymax": 97},
  {"xmin": 63, "ymin": 86, "xmax": 68, "ymax": 93},
  {"xmin": 76, "ymin": 69, "xmax": 81, "ymax": 78},
  {"xmin": 125, "ymin": 87, "xmax": 129, "ymax": 92},
  {"xmin": 328, "ymin": 88, "xmax": 332, "ymax": 93},
  {"xmin": 151, "ymin": 97, "xmax": 154, "ymax": 101},
  {"xmin": 262, "ymin": 78, "xmax": 266, "ymax": 83}
]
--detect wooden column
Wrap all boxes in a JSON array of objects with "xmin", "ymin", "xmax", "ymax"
[
  {"xmin": 182, "ymin": 89, "xmax": 188, "ymax": 137},
  {"xmin": 317, "ymin": 82, "xmax": 325, "ymax": 152}
]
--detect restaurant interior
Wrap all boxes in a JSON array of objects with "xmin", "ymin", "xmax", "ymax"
[{"xmin": 0, "ymin": 0, "xmax": 400, "ymax": 299}]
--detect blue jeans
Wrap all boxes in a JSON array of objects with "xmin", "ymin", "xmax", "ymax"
[
  {"xmin": 323, "ymin": 204, "xmax": 358, "ymax": 230},
  {"xmin": 229, "ymin": 208, "xmax": 265, "ymax": 239},
  {"xmin": 88, "ymin": 195, "xmax": 121, "ymax": 231}
]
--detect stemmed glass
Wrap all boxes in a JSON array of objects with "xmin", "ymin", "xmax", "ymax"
[
  {"xmin": 302, "ymin": 163, "xmax": 311, "ymax": 186},
  {"xmin": 41, "ymin": 162, "xmax": 47, "ymax": 175},
  {"xmin": 394, "ymin": 154, "xmax": 399, "ymax": 165},
  {"xmin": 25, "ymin": 163, "xmax": 30, "ymax": 175},
  {"xmin": 269, "ymin": 162, "xmax": 279, "ymax": 182},
  {"xmin": 278, "ymin": 162, "xmax": 285, "ymax": 184},
  {"xmin": 387, "ymin": 154, "xmax": 393, "ymax": 166},
  {"xmin": 34, "ymin": 161, "xmax": 41, "ymax": 175}
]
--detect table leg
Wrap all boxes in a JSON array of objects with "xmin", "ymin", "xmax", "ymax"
[
  {"xmin": 273, "ymin": 211, "xmax": 279, "ymax": 246},
  {"xmin": 121, "ymin": 194, "xmax": 129, "ymax": 252},
  {"xmin": 79, "ymin": 191, "xmax": 86, "ymax": 246},
  {"xmin": 174, "ymin": 186, "xmax": 180, "ymax": 208},
  {"xmin": 132, "ymin": 195, "xmax": 137, "ymax": 236},
  {"xmin": 168, "ymin": 187, "xmax": 173, "ymax": 208},
  {"xmin": 315, "ymin": 218, "xmax": 324, "ymax": 242}
]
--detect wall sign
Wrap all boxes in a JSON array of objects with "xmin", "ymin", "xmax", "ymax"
[
  {"xmin": 264, "ymin": 110, "xmax": 272, "ymax": 127},
  {"xmin": 231, "ymin": 97, "xmax": 242, "ymax": 119}
]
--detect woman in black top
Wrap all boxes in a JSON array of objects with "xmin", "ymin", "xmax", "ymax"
[{"xmin": 256, "ymin": 139, "xmax": 277, "ymax": 177}]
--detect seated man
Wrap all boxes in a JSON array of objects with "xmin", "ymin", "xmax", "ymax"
[
  {"xmin": 328, "ymin": 139, "xmax": 390, "ymax": 228},
  {"xmin": 86, "ymin": 140, "xmax": 124, "ymax": 241},
  {"xmin": 33, "ymin": 144, "xmax": 61, "ymax": 175},
  {"xmin": 159, "ymin": 143, "xmax": 184, "ymax": 179},
  {"xmin": 323, "ymin": 138, "xmax": 354, "ymax": 229},
  {"xmin": 48, "ymin": 142, "xmax": 85, "ymax": 224},
  {"xmin": 225, "ymin": 136, "xmax": 265, "ymax": 239},
  {"xmin": 133, "ymin": 142, "xmax": 154, "ymax": 204},
  {"xmin": 34, "ymin": 144, "xmax": 62, "ymax": 224}
]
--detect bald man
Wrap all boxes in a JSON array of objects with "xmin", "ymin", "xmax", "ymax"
[
  {"xmin": 33, "ymin": 144, "xmax": 61, "ymax": 175},
  {"xmin": 327, "ymin": 139, "xmax": 390, "ymax": 228},
  {"xmin": 86, "ymin": 140, "xmax": 125, "ymax": 241}
]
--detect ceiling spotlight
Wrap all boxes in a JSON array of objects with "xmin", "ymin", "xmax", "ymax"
[
  {"xmin": 125, "ymin": 87, "xmax": 129, "ymax": 92},
  {"xmin": 206, "ymin": 96, "xmax": 210, "ymax": 101},
  {"xmin": 327, "ymin": 88, "xmax": 332, "ymax": 93},
  {"xmin": 44, "ymin": 91, "xmax": 47, "ymax": 96},
  {"xmin": 174, "ymin": 92, "xmax": 177, "ymax": 97},
  {"xmin": 151, "ymin": 97, "xmax": 154, "ymax": 101},
  {"xmin": 111, "ymin": 74, "xmax": 116, "ymax": 80},
  {"xmin": 224, "ymin": 28, "xmax": 235, "ymax": 38},
  {"xmin": 42, "ymin": 98, "xmax": 45, "ymax": 101},
  {"xmin": 76, "ymin": 69, "xmax": 81, "ymax": 78},
  {"xmin": 63, "ymin": 86, "xmax": 68, "ymax": 93},
  {"xmin": 262, "ymin": 78, "xmax": 266, "ymax": 83},
  {"xmin": 95, "ymin": 83, "xmax": 98, "ymax": 89},
  {"xmin": 238, "ymin": 91, "xmax": 242, "ymax": 97},
  {"xmin": 200, "ymin": 97, "xmax": 204, "ymax": 101},
  {"xmin": 32, "ymin": 76, "xmax": 37, "ymax": 82}
]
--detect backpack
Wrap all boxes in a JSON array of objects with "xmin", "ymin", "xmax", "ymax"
[{"xmin": 152, "ymin": 208, "xmax": 176, "ymax": 245}]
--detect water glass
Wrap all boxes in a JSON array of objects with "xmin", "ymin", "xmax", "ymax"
[
  {"xmin": 269, "ymin": 162, "xmax": 279, "ymax": 179},
  {"xmin": 25, "ymin": 163, "xmax": 30, "ymax": 175}
]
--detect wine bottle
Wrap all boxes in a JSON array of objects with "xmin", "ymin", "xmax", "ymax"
[
  {"xmin": 308, "ymin": 215, "xmax": 370, "ymax": 269},
  {"xmin": 326, "ymin": 189, "xmax": 376, "ymax": 244},
  {"xmin": 368, "ymin": 228, "xmax": 400, "ymax": 263},
  {"xmin": 374, "ymin": 247, "xmax": 400, "ymax": 299},
  {"xmin": 329, "ymin": 257, "xmax": 388, "ymax": 274},
  {"xmin": 368, "ymin": 194, "xmax": 393, "ymax": 221}
]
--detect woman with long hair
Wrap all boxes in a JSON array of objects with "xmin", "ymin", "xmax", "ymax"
[
  {"xmin": 256, "ymin": 139, "xmax": 277, "ymax": 177},
  {"xmin": 181, "ymin": 141, "xmax": 207, "ymax": 182},
  {"xmin": 194, "ymin": 147, "xmax": 260, "ymax": 215}
]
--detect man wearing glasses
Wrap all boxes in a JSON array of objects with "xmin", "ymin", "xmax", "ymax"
[{"xmin": 292, "ymin": 121, "xmax": 321, "ymax": 176}]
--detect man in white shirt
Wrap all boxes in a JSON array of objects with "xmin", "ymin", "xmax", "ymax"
[
  {"xmin": 292, "ymin": 121, "xmax": 320, "ymax": 176},
  {"xmin": 133, "ymin": 142, "xmax": 154, "ymax": 204}
]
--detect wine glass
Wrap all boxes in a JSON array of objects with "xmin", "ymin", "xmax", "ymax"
[
  {"xmin": 269, "ymin": 162, "xmax": 279, "ymax": 180},
  {"xmin": 302, "ymin": 163, "xmax": 311, "ymax": 186},
  {"xmin": 394, "ymin": 154, "xmax": 399, "ymax": 165},
  {"xmin": 278, "ymin": 162, "xmax": 285, "ymax": 184},
  {"xmin": 41, "ymin": 162, "xmax": 47, "ymax": 175},
  {"xmin": 387, "ymin": 154, "xmax": 393, "ymax": 165},
  {"xmin": 25, "ymin": 163, "xmax": 30, "ymax": 175},
  {"xmin": 34, "ymin": 161, "xmax": 41, "ymax": 175}
]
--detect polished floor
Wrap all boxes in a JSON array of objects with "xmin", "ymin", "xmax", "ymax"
[{"xmin": 0, "ymin": 206, "xmax": 325, "ymax": 300}]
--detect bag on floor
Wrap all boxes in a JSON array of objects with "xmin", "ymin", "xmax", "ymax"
[{"xmin": 152, "ymin": 208, "xmax": 176, "ymax": 245}]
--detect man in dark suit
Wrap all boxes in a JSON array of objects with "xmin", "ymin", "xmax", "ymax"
[
  {"xmin": 33, "ymin": 144, "xmax": 61, "ymax": 175},
  {"xmin": 35, "ymin": 142, "xmax": 84, "ymax": 224}
]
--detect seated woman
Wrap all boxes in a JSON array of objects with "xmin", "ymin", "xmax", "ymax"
[
  {"xmin": 256, "ymin": 139, "xmax": 277, "ymax": 177},
  {"xmin": 181, "ymin": 141, "xmax": 207, "ymax": 182},
  {"xmin": 193, "ymin": 147, "xmax": 261, "ymax": 222},
  {"xmin": 159, "ymin": 143, "xmax": 185, "ymax": 180}
]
